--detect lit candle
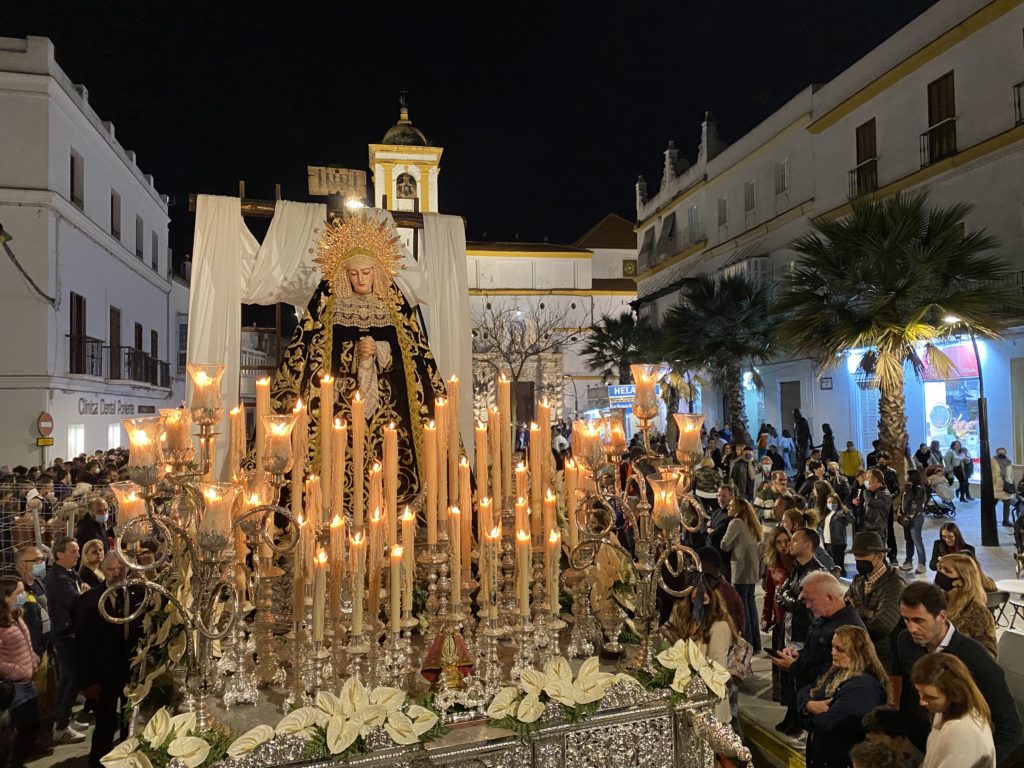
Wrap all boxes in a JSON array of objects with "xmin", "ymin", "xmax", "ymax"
[
  {"xmin": 488, "ymin": 406, "xmax": 502, "ymax": 506},
  {"xmin": 547, "ymin": 529, "xmax": 561, "ymax": 614},
  {"xmin": 630, "ymin": 363, "xmax": 660, "ymax": 421},
  {"xmin": 312, "ymin": 549, "xmax": 327, "ymax": 642},
  {"xmin": 331, "ymin": 419, "xmax": 346, "ymax": 519},
  {"xmin": 306, "ymin": 475, "xmax": 323, "ymax": 537},
  {"xmin": 478, "ymin": 497, "xmax": 492, "ymax": 546},
  {"xmin": 459, "ymin": 457, "xmax": 472, "ymax": 581},
  {"xmin": 538, "ymin": 397, "xmax": 552, "ymax": 487},
  {"xmin": 124, "ymin": 417, "xmax": 164, "ymax": 468},
  {"xmin": 292, "ymin": 514, "xmax": 307, "ymax": 628},
  {"xmin": 187, "ymin": 363, "xmax": 225, "ymax": 425},
  {"xmin": 199, "ymin": 482, "xmax": 237, "ymax": 542},
  {"xmin": 515, "ymin": 461, "xmax": 528, "ymax": 502},
  {"xmin": 228, "ymin": 406, "xmax": 243, "ymax": 475},
  {"xmin": 350, "ymin": 532, "xmax": 365, "ymax": 637},
  {"xmin": 475, "ymin": 419, "xmax": 489, "ymax": 500},
  {"xmin": 401, "ymin": 507, "xmax": 415, "ymax": 614},
  {"xmin": 516, "ymin": 529, "xmax": 531, "ymax": 617},
  {"xmin": 435, "ymin": 397, "xmax": 448, "ymax": 532},
  {"xmin": 255, "ymin": 377, "xmax": 270, "ymax": 474},
  {"xmin": 291, "ymin": 400, "xmax": 307, "ymax": 525},
  {"xmin": 497, "ymin": 374, "xmax": 512, "ymax": 499},
  {"xmin": 565, "ymin": 458, "xmax": 579, "ymax": 550},
  {"xmin": 449, "ymin": 506, "xmax": 462, "ymax": 607},
  {"xmin": 319, "ymin": 375, "xmax": 334, "ymax": 514},
  {"xmin": 447, "ymin": 376, "xmax": 460, "ymax": 502},
  {"xmin": 515, "ymin": 496, "xmax": 529, "ymax": 537},
  {"xmin": 424, "ymin": 420, "xmax": 438, "ymax": 545},
  {"xmin": 384, "ymin": 422, "xmax": 398, "ymax": 548},
  {"xmin": 486, "ymin": 525, "xmax": 501, "ymax": 619},
  {"xmin": 329, "ymin": 513, "xmax": 345, "ymax": 623},
  {"xmin": 262, "ymin": 413, "xmax": 296, "ymax": 476},
  {"xmin": 351, "ymin": 391, "xmax": 365, "ymax": 531},
  {"xmin": 529, "ymin": 423, "xmax": 542, "ymax": 522},
  {"xmin": 368, "ymin": 461, "xmax": 383, "ymax": 525},
  {"xmin": 368, "ymin": 507, "xmax": 383, "ymax": 628},
  {"xmin": 163, "ymin": 408, "xmax": 192, "ymax": 455},
  {"xmin": 110, "ymin": 482, "xmax": 145, "ymax": 525},
  {"xmin": 390, "ymin": 545, "xmax": 403, "ymax": 631},
  {"xmin": 542, "ymin": 487, "xmax": 556, "ymax": 539}
]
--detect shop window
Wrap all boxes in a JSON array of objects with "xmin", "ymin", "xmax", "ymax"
[
  {"xmin": 107, "ymin": 423, "xmax": 122, "ymax": 450},
  {"xmin": 67, "ymin": 423, "xmax": 85, "ymax": 458}
]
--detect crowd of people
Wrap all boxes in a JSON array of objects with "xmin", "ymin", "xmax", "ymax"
[{"xmin": 0, "ymin": 450, "xmax": 138, "ymax": 768}]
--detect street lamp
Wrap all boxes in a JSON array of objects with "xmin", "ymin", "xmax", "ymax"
[{"xmin": 943, "ymin": 315, "xmax": 997, "ymax": 547}]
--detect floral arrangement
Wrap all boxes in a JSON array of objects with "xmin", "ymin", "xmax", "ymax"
[
  {"xmin": 633, "ymin": 638, "xmax": 730, "ymax": 703},
  {"xmin": 589, "ymin": 542, "xmax": 635, "ymax": 615},
  {"xmin": 102, "ymin": 678, "xmax": 444, "ymax": 768},
  {"xmin": 485, "ymin": 656, "xmax": 641, "ymax": 735}
]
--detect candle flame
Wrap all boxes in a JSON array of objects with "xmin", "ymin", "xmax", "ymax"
[
  {"xmin": 351, "ymin": 532, "xmax": 364, "ymax": 545},
  {"xmin": 354, "ymin": 390, "xmax": 362, "ymax": 402},
  {"xmin": 449, "ymin": 374, "xmax": 458, "ymax": 382},
  {"xmin": 566, "ymin": 458, "xmax": 576, "ymax": 470},
  {"xmin": 499, "ymin": 372, "xmax": 509, "ymax": 383},
  {"xmin": 480, "ymin": 497, "xmax": 491, "ymax": 508},
  {"xmin": 297, "ymin": 514, "xmax": 306, "ymax": 525},
  {"xmin": 460, "ymin": 456, "xmax": 469, "ymax": 467},
  {"xmin": 248, "ymin": 493, "xmax": 261, "ymax": 506},
  {"xmin": 370, "ymin": 507, "xmax": 382, "ymax": 522},
  {"xmin": 516, "ymin": 529, "xmax": 530, "ymax": 543},
  {"xmin": 165, "ymin": 410, "xmax": 182, "ymax": 424},
  {"xmin": 516, "ymin": 497, "xmax": 527, "ymax": 507},
  {"xmin": 321, "ymin": 374, "xmax": 333, "ymax": 384},
  {"xmin": 426, "ymin": 420, "xmax": 436, "ymax": 430},
  {"xmin": 436, "ymin": 396, "xmax": 446, "ymax": 406},
  {"xmin": 516, "ymin": 462, "xmax": 526, "ymax": 472},
  {"xmin": 193, "ymin": 370, "xmax": 213, "ymax": 386},
  {"xmin": 333, "ymin": 418, "xmax": 344, "ymax": 429},
  {"xmin": 131, "ymin": 430, "xmax": 150, "ymax": 446},
  {"xmin": 488, "ymin": 405, "xmax": 499, "ymax": 415},
  {"xmin": 229, "ymin": 406, "xmax": 240, "ymax": 416},
  {"xmin": 371, "ymin": 461, "xmax": 381, "ymax": 473},
  {"xmin": 488, "ymin": 525, "xmax": 501, "ymax": 539},
  {"xmin": 316, "ymin": 549, "xmax": 328, "ymax": 565},
  {"xmin": 530, "ymin": 422, "xmax": 539, "ymax": 431},
  {"xmin": 126, "ymin": 492, "xmax": 139, "ymax": 503},
  {"xmin": 549, "ymin": 529, "xmax": 561, "ymax": 544},
  {"xmin": 545, "ymin": 488, "xmax": 556, "ymax": 502},
  {"xmin": 203, "ymin": 487, "xmax": 222, "ymax": 502},
  {"xmin": 330, "ymin": 514, "xmax": 343, "ymax": 528},
  {"xmin": 541, "ymin": 397, "xmax": 550, "ymax": 407},
  {"xmin": 450, "ymin": 506, "xmax": 461, "ymax": 517},
  {"xmin": 387, "ymin": 421, "xmax": 395, "ymax": 430},
  {"xmin": 392, "ymin": 545, "xmax": 404, "ymax": 558},
  {"xmin": 476, "ymin": 420, "xmax": 486, "ymax": 430},
  {"xmin": 293, "ymin": 399, "xmax": 304, "ymax": 413},
  {"xmin": 268, "ymin": 421, "xmax": 289, "ymax": 436},
  {"xmin": 256, "ymin": 377, "xmax": 270, "ymax": 386},
  {"xmin": 401, "ymin": 507, "xmax": 414, "ymax": 523}
]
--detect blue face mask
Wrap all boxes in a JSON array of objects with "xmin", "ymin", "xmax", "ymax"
[
  {"xmin": 31, "ymin": 562, "xmax": 45, "ymax": 578},
  {"xmin": 95, "ymin": 513, "xmax": 109, "ymax": 524},
  {"xmin": 13, "ymin": 593, "xmax": 27, "ymax": 609}
]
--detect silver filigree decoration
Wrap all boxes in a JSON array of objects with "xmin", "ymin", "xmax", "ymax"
[
  {"xmin": 598, "ymin": 680, "xmax": 662, "ymax": 711},
  {"xmin": 232, "ymin": 735, "xmax": 307, "ymax": 768},
  {"xmin": 564, "ymin": 715, "xmax": 674, "ymax": 768},
  {"xmin": 684, "ymin": 709, "xmax": 751, "ymax": 764},
  {"xmin": 536, "ymin": 742, "xmax": 563, "ymax": 768}
]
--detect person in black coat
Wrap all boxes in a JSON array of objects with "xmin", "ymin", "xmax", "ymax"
[
  {"xmin": 797, "ymin": 625, "xmax": 889, "ymax": 768},
  {"xmin": 73, "ymin": 552, "xmax": 143, "ymax": 768},
  {"xmin": 927, "ymin": 522, "xmax": 977, "ymax": 571},
  {"xmin": 44, "ymin": 536, "xmax": 84, "ymax": 739},
  {"xmin": 893, "ymin": 581, "xmax": 1022, "ymax": 765},
  {"xmin": 74, "ymin": 498, "xmax": 110, "ymax": 553}
]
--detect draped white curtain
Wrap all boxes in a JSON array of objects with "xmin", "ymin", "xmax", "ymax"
[{"xmin": 187, "ymin": 195, "xmax": 471, "ymax": 479}]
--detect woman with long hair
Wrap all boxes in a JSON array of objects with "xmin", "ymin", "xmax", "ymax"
[
  {"xmin": 797, "ymin": 625, "xmax": 889, "ymax": 768},
  {"xmin": 762, "ymin": 526, "xmax": 794, "ymax": 701},
  {"xmin": 0, "ymin": 576, "xmax": 42, "ymax": 768},
  {"xmin": 822, "ymin": 492, "xmax": 850, "ymax": 578},
  {"xmin": 662, "ymin": 574, "xmax": 739, "ymax": 725},
  {"xmin": 929, "ymin": 521, "xmax": 976, "ymax": 571},
  {"xmin": 899, "ymin": 470, "xmax": 928, "ymax": 575},
  {"xmin": 79, "ymin": 538, "xmax": 105, "ymax": 589},
  {"xmin": 721, "ymin": 498, "xmax": 763, "ymax": 652},
  {"xmin": 936, "ymin": 554, "xmax": 997, "ymax": 657},
  {"xmin": 912, "ymin": 653, "xmax": 994, "ymax": 767},
  {"xmin": 944, "ymin": 440, "xmax": 973, "ymax": 502}
]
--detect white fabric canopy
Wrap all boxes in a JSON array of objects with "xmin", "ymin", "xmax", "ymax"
[{"xmin": 187, "ymin": 195, "xmax": 472, "ymax": 479}]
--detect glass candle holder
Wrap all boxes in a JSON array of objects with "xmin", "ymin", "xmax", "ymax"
[
  {"xmin": 239, "ymin": 470, "xmax": 275, "ymax": 509},
  {"xmin": 673, "ymin": 412, "xmax": 705, "ymax": 462},
  {"xmin": 630, "ymin": 364, "xmax": 661, "ymax": 422},
  {"xmin": 122, "ymin": 416, "xmax": 165, "ymax": 475},
  {"xmin": 187, "ymin": 363, "xmax": 226, "ymax": 426},
  {"xmin": 648, "ymin": 473, "xmax": 681, "ymax": 533},
  {"xmin": 572, "ymin": 419, "xmax": 604, "ymax": 471},
  {"xmin": 602, "ymin": 410, "xmax": 628, "ymax": 458},
  {"xmin": 110, "ymin": 481, "xmax": 146, "ymax": 525},
  {"xmin": 262, "ymin": 413, "xmax": 297, "ymax": 476},
  {"xmin": 198, "ymin": 481, "xmax": 240, "ymax": 555},
  {"xmin": 161, "ymin": 407, "xmax": 194, "ymax": 463}
]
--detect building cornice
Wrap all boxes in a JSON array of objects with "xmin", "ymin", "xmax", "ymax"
[
  {"xmin": 469, "ymin": 289, "xmax": 635, "ymax": 297},
  {"xmin": 0, "ymin": 373, "xmax": 174, "ymax": 397},
  {"xmin": 635, "ymin": 240, "xmax": 707, "ymax": 282}
]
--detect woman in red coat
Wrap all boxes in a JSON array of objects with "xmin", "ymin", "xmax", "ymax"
[
  {"xmin": 0, "ymin": 576, "xmax": 42, "ymax": 768},
  {"xmin": 762, "ymin": 526, "xmax": 793, "ymax": 702}
]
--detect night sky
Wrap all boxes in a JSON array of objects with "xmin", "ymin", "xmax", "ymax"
[{"xmin": 3, "ymin": 0, "xmax": 939, "ymax": 259}]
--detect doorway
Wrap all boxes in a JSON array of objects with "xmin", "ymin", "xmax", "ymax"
[
  {"xmin": 515, "ymin": 381, "xmax": 535, "ymax": 426},
  {"xmin": 780, "ymin": 381, "xmax": 801, "ymax": 434}
]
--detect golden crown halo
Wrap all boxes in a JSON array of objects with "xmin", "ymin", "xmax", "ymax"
[{"xmin": 311, "ymin": 212, "xmax": 404, "ymax": 280}]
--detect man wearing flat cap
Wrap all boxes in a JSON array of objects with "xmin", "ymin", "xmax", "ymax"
[{"xmin": 846, "ymin": 531, "xmax": 906, "ymax": 672}]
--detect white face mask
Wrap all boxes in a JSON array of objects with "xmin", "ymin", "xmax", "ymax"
[{"xmin": 827, "ymin": 503, "xmax": 838, "ymax": 512}]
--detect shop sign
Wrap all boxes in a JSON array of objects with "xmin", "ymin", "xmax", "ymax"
[
  {"xmin": 77, "ymin": 397, "xmax": 138, "ymax": 416},
  {"xmin": 922, "ymin": 342, "xmax": 979, "ymax": 381},
  {"xmin": 36, "ymin": 437, "xmax": 54, "ymax": 447},
  {"xmin": 607, "ymin": 383, "xmax": 660, "ymax": 409}
]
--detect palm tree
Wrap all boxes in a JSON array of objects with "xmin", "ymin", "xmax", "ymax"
[
  {"xmin": 661, "ymin": 273, "xmax": 778, "ymax": 447},
  {"xmin": 774, "ymin": 190, "xmax": 1022, "ymax": 480},
  {"xmin": 581, "ymin": 312, "xmax": 654, "ymax": 384}
]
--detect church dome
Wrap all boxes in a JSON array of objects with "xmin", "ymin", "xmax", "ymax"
[{"xmin": 382, "ymin": 105, "xmax": 430, "ymax": 146}]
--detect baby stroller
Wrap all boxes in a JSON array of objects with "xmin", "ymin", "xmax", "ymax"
[{"xmin": 924, "ymin": 465, "xmax": 956, "ymax": 518}]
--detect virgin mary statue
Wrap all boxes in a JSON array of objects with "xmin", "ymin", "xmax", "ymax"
[{"xmin": 270, "ymin": 212, "xmax": 446, "ymax": 505}]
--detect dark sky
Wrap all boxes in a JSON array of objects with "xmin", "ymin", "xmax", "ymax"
[{"xmin": 3, "ymin": 0, "xmax": 939, "ymax": 258}]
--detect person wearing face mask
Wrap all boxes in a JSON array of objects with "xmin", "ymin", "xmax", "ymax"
[
  {"xmin": 862, "ymin": 469, "xmax": 892, "ymax": 554},
  {"xmin": 12, "ymin": 546, "xmax": 51, "ymax": 658},
  {"xmin": 0, "ymin": 576, "xmax": 49, "ymax": 767},
  {"xmin": 992, "ymin": 448, "xmax": 1016, "ymax": 527},
  {"xmin": 75, "ymin": 498, "xmax": 110, "ymax": 553},
  {"xmin": 822, "ymin": 493, "xmax": 851, "ymax": 578},
  {"xmin": 847, "ymin": 531, "xmax": 906, "ymax": 673},
  {"xmin": 935, "ymin": 554, "xmax": 996, "ymax": 658}
]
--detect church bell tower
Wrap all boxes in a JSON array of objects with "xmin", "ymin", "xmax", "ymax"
[{"xmin": 368, "ymin": 95, "xmax": 443, "ymax": 217}]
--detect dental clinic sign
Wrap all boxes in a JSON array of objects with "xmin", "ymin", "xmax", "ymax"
[{"xmin": 78, "ymin": 397, "xmax": 138, "ymax": 416}]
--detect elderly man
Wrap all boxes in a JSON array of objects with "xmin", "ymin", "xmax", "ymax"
[
  {"xmin": 705, "ymin": 484, "xmax": 735, "ymax": 581},
  {"xmin": 44, "ymin": 535, "xmax": 86, "ymax": 743},
  {"xmin": 74, "ymin": 552, "xmax": 143, "ymax": 768},
  {"xmin": 14, "ymin": 545, "xmax": 52, "ymax": 657},
  {"xmin": 846, "ymin": 531, "xmax": 905, "ymax": 672},
  {"xmin": 893, "ymin": 581, "xmax": 1023, "ymax": 765},
  {"xmin": 75, "ymin": 497, "xmax": 110, "ymax": 552}
]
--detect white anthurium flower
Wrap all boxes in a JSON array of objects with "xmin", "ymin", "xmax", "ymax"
[
  {"xmin": 352, "ymin": 703, "xmax": 388, "ymax": 736},
  {"xmin": 405, "ymin": 704, "xmax": 439, "ymax": 736},
  {"xmin": 543, "ymin": 656, "xmax": 572, "ymax": 684},
  {"xmin": 384, "ymin": 712, "xmax": 420, "ymax": 745},
  {"xmin": 669, "ymin": 665, "xmax": 693, "ymax": 695},
  {"xmin": 168, "ymin": 712, "xmax": 196, "ymax": 739},
  {"xmin": 656, "ymin": 640, "xmax": 690, "ymax": 671},
  {"xmin": 276, "ymin": 706, "xmax": 320, "ymax": 738},
  {"xmin": 128, "ymin": 664, "xmax": 166, "ymax": 708},
  {"xmin": 142, "ymin": 707, "xmax": 172, "ymax": 749},
  {"xmin": 516, "ymin": 692, "xmax": 545, "ymax": 723},
  {"xmin": 687, "ymin": 639, "xmax": 708, "ymax": 670},
  {"xmin": 326, "ymin": 716, "xmax": 361, "ymax": 755},
  {"xmin": 519, "ymin": 668, "xmax": 548, "ymax": 696},
  {"xmin": 226, "ymin": 724, "xmax": 275, "ymax": 759},
  {"xmin": 699, "ymin": 661, "xmax": 731, "ymax": 701},
  {"xmin": 486, "ymin": 687, "xmax": 521, "ymax": 720},
  {"xmin": 315, "ymin": 691, "xmax": 344, "ymax": 720},
  {"xmin": 543, "ymin": 677, "xmax": 576, "ymax": 707},
  {"xmin": 167, "ymin": 736, "xmax": 210, "ymax": 768},
  {"xmin": 339, "ymin": 676, "xmax": 369, "ymax": 717},
  {"xmin": 369, "ymin": 686, "xmax": 406, "ymax": 715},
  {"xmin": 101, "ymin": 738, "xmax": 153, "ymax": 768}
]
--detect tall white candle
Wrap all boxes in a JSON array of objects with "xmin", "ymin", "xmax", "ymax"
[
  {"xmin": 390, "ymin": 545, "xmax": 403, "ymax": 631},
  {"xmin": 384, "ymin": 422, "xmax": 398, "ymax": 548},
  {"xmin": 548, "ymin": 529, "xmax": 561, "ymax": 614},
  {"xmin": 447, "ymin": 376, "xmax": 460, "ymax": 507},
  {"xmin": 475, "ymin": 419, "xmax": 489, "ymax": 500},
  {"xmin": 312, "ymin": 549, "xmax": 327, "ymax": 642},
  {"xmin": 329, "ymin": 513, "xmax": 345, "ymax": 623},
  {"xmin": 565, "ymin": 458, "xmax": 579, "ymax": 550},
  {"xmin": 435, "ymin": 397, "xmax": 448, "ymax": 532},
  {"xmin": 352, "ymin": 391, "xmax": 365, "ymax": 531},
  {"xmin": 350, "ymin": 532, "xmax": 365, "ymax": 637},
  {"xmin": 488, "ymin": 406, "xmax": 502, "ymax": 507},
  {"xmin": 401, "ymin": 507, "xmax": 415, "ymax": 614},
  {"xmin": 449, "ymin": 506, "xmax": 462, "ymax": 607},
  {"xmin": 459, "ymin": 458, "xmax": 472, "ymax": 580},
  {"xmin": 516, "ymin": 529, "xmax": 530, "ymax": 617},
  {"xmin": 319, "ymin": 375, "xmax": 334, "ymax": 514},
  {"xmin": 255, "ymin": 377, "xmax": 270, "ymax": 473},
  {"xmin": 498, "ymin": 374, "xmax": 512, "ymax": 500},
  {"xmin": 331, "ymin": 419, "xmax": 346, "ymax": 520},
  {"xmin": 424, "ymin": 420, "xmax": 438, "ymax": 545}
]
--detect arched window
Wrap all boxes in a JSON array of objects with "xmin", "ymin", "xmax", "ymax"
[{"xmin": 396, "ymin": 172, "xmax": 417, "ymax": 199}]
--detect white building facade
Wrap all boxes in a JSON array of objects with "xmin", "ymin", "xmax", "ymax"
[
  {"xmin": 634, "ymin": 0, "xmax": 1024, "ymax": 459},
  {"xmin": 0, "ymin": 36, "xmax": 185, "ymax": 466}
]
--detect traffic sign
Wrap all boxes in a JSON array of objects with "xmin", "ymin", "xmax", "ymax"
[
  {"xmin": 36, "ymin": 437, "xmax": 55, "ymax": 447},
  {"xmin": 37, "ymin": 411, "xmax": 54, "ymax": 437}
]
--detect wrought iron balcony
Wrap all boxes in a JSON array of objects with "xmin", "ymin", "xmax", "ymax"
[
  {"xmin": 848, "ymin": 158, "xmax": 878, "ymax": 198},
  {"xmin": 67, "ymin": 335, "xmax": 104, "ymax": 377},
  {"xmin": 919, "ymin": 117, "xmax": 957, "ymax": 167},
  {"xmin": 110, "ymin": 347, "xmax": 170, "ymax": 388}
]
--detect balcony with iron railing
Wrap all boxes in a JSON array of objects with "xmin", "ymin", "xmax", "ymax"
[
  {"xmin": 1015, "ymin": 81, "xmax": 1024, "ymax": 126},
  {"xmin": 112, "ymin": 347, "xmax": 170, "ymax": 388},
  {"xmin": 919, "ymin": 117, "xmax": 957, "ymax": 167},
  {"xmin": 848, "ymin": 157, "xmax": 878, "ymax": 198},
  {"xmin": 67, "ymin": 335, "xmax": 104, "ymax": 377}
]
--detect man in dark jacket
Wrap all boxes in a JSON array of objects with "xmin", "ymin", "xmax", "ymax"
[
  {"xmin": 74, "ymin": 552, "xmax": 143, "ymax": 768},
  {"xmin": 893, "ymin": 581, "xmax": 1023, "ymax": 765},
  {"xmin": 75, "ymin": 497, "xmax": 110, "ymax": 552},
  {"xmin": 705, "ymin": 485, "xmax": 735, "ymax": 581},
  {"xmin": 44, "ymin": 536, "xmax": 86, "ymax": 742},
  {"xmin": 729, "ymin": 447, "xmax": 757, "ymax": 502},
  {"xmin": 862, "ymin": 469, "xmax": 892, "ymax": 548},
  {"xmin": 14, "ymin": 544, "xmax": 52, "ymax": 656},
  {"xmin": 846, "ymin": 531, "xmax": 905, "ymax": 672}
]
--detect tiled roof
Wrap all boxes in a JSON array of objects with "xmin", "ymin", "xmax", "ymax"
[{"xmin": 574, "ymin": 213, "xmax": 638, "ymax": 250}]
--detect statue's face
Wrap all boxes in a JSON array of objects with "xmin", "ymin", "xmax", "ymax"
[{"xmin": 347, "ymin": 265, "xmax": 374, "ymax": 295}]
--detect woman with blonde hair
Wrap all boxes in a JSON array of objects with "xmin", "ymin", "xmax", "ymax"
[
  {"xmin": 78, "ymin": 538, "xmax": 105, "ymax": 589},
  {"xmin": 721, "ymin": 498, "xmax": 763, "ymax": 652},
  {"xmin": 797, "ymin": 625, "xmax": 889, "ymax": 768},
  {"xmin": 912, "ymin": 653, "xmax": 994, "ymax": 767},
  {"xmin": 936, "ymin": 553, "xmax": 997, "ymax": 657},
  {"xmin": 762, "ymin": 526, "xmax": 793, "ymax": 701}
]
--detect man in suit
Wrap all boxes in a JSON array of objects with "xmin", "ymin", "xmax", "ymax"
[{"xmin": 893, "ymin": 581, "xmax": 1023, "ymax": 765}]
